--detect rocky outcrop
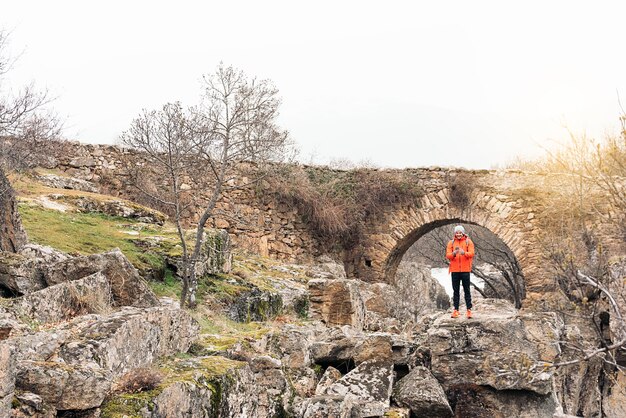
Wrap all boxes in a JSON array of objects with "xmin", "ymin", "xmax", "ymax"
[
  {"xmin": 19, "ymin": 243, "xmax": 69, "ymax": 265},
  {"xmin": 103, "ymin": 357, "xmax": 259, "ymax": 418},
  {"xmin": 308, "ymin": 262, "xmax": 449, "ymax": 332},
  {"xmin": 194, "ymin": 229, "xmax": 233, "ymax": 276},
  {"xmin": 392, "ymin": 366, "xmax": 452, "ymax": 418},
  {"xmin": 394, "ymin": 262, "xmax": 450, "ymax": 313},
  {"xmin": 447, "ymin": 383, "xmax": 558, "ymax": 417},
  {"xmin": 0, "ymin": 244, "xmax": 70, "ymax": 297},
  {"xmin": 0, "ymin": 170, "xmax": 27, "ymax": 253},
  {"xmin": 0, "ymin": 251, "xmax": 45, "ymax": 296},
  {"xmin": 297, "ymin": 395, "xmax": 355, "ymax": 418},
  {"xmin": 17, "ymin": 361, "xmax": 111, "ymax": 410},
  {"xmin": 6, "ymin": 306, "xmax": 198, "ymax": 412},
  {"xmin": 57, "ymin": 306, "xmax": 198, "ymax": 376},
  {"xmin": 426, "ymin": 299, "xmax": 559, "ymax": 395},
  {"xmin": 325, "ymin": 360, "xmax": 394, "ymax": 417},
  {"xmin": 308, "ymin": 279, "xmax": 365, "ymax": 328},
  {"xmin": 0, "ymin": 343, "xmax": 15, "ymax": 418},
  {"xmin": 228, "ymin": 287, "xmax": 283, "ymax": 322},
  {"xmin": 11, "ymin": 272, "xmax": 112, "ymax": 324},
  {"xmin": 36, "ymin": 173, "xmax": 98, "ymax": 193},
  {"xmin": 62, "ymin": 194, "xmax": 166, "ymax": 224},
  {"xmin": 44, "ymin": 249, "xmax": 159, "ymax": 307}
]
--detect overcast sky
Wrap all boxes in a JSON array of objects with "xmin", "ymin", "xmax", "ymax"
[{"xmin": 2, "ymin": 1, "xmax": 625, "ymax": 169}]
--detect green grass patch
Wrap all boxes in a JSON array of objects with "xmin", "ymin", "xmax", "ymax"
[
  {"xmin": 149, "ymin": 269, "xmax": 181, "ymax": 299},
  {"xmin": 18, "ymin": 203, "xmax": 165, "ymax": 271}
]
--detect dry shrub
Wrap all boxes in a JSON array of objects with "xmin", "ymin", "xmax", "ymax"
[
  {"xmin": 271, "ymin": 166, "xmax": 422, "ymax": 250},
  {"xmin": 114, "ymin": 367, "xmax": 163, "ymax": 394},
  {"xmin": 447, "ymin": 172, "xmax": 473, "ymax": 208}
]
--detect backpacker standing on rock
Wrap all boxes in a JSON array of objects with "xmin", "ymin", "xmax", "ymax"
[{"xmin": 446, "ymin": 225, "xmax": 475, "ymax": 318}]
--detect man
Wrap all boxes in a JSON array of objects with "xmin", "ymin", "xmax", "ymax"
[{"xmin": 446, "ymin": 225, "xmax": 475, "ymax": 318}]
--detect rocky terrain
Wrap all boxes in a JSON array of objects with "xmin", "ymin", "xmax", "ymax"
[{"xmin": 0, "ymin": 168, "xmax": 625, "ymax": 417}]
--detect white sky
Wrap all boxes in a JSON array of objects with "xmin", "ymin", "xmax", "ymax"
[{"xmin": 2, "ymin": 1, "xmax": 625, "ymax": 169}]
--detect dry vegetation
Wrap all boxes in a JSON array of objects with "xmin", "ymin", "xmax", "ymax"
[
  {"xmin": 270, "ymin": 165, "xmax": 423, "ymax": 250},
  {"xmin": 509, "ymin": 116, "xmax": 626, "ymax": 367},
  {"xmin": 113, "ymin": 367, "xmax": 164, "ymax": 394}
]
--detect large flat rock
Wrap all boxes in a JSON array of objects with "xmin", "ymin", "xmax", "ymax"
[
  {"xmin": 43, "ymin": 249, "xmax": 159, "ymax": 308},
  {"xmin": 11, "ymin": 272, "xmax": 112, "ymax": 324},
  {"xmin": 426, "ymin": 299, "xmax": 560, "ymax": 395},
  {"xmin": 7, "ymin": 306, "xmax": 198, "ymax": 411}
]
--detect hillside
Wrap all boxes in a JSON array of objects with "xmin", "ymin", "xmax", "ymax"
[{"xmin": 0, "ymin": 167, "xmax": 624, "ymax": 417}]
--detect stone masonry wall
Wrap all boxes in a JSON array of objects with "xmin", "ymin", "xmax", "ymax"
[
  {"xmin": 35, "ymin": 141, "xmax": 622, "ymax": 301},
  {"xmin": 41, "ymin": 141, "xmax": 322, "ymax": 262}
]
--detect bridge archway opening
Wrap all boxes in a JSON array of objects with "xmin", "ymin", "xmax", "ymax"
[{"xmin": 388, "ymin": 219, "xmax": 527, "ymax": 309}]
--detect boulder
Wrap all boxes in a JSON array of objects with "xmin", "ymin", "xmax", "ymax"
[
  {"xmin": 11, "ymin": 272, "xmax": 112, "ymax": 324},
  {"xmin": 7, "ymin": 306, "xmax": 197, "ymax": 412},
  {"xmin": 0, "ymin": 251, "xmax": 45, "ymax": 296},
  {"xmin": 103, "ymin": 357, "xmax": 258, "ymax": 418},
  {"xmin": 0, "ymin": 343, "xmax": 15, "ymax": 418},
  {"xmin": 392, "ymin": 366, "xmax": 452, "ymax": 417},
  {"xmin": 194, "ymin": 229, "xmax": 232, "ymax": 276},
  {"xmin": 228, "ymin": 287, "xmax": 283, "ymax": 323},
  {"xmin": 446, "ymin": 383, "xmax": 558, "ymax": 418},
  {"xmin": 58, "ymin": 306, "xmax": 198, "ymax": 377},
  {"xmin": 310, "ymin": 328, "xmax": 419, "ymax": 372},
  {"xmin": 16, "ymin": 360, "xmax": 111, "ymax": 410},
  {"xmin": 353, "ymin": 334, "xmax": 393, "ymax": 365},
  {"xmin": 6, "ymin": 329, "xmax": 71, "ymax": 363},
  {"xmin": 11, "ymin": 391, "xmax": 56, "ymax": 418},
  {"xmin": 44, "ymin": 249, "xmax": 159, "ymax": 308},
  {"xmin": 249, "ymin": 355, "xmax": 290, "ymax": 417},
  {"xmin": 0, "ymin": 245, "xmax": 68, "ymax": 297},
  {"xmin": 315, "ymin": 366, "xmax": 342, "ymax": 395},
  {"xmin": 426, "ymin": 299, "xmax": 557, "ymax": 395},
  {"xmin": 308, "ymin": 279, "xmax": 365, "ymax": 328},
  {"xmin": 394, "ymin": 262, "xmax": 450, "ymax": 314},
  {"xmin": 263, "ymin": 325, "xmax": 313, "ymax": 369},
  {"xmin": 19, "ymin": 243, "xmax": 69, "ymax": 265},
  {"xmin": 325, "ymin": 360, "xmax": 394, "ymax": 417},
  {"xmin": 298, "ymin": 395, "xmax": 355, "ymax": 418},
  {"xmin": 309, "ymin": 330, "xmax": 357, "ymax": 369}
]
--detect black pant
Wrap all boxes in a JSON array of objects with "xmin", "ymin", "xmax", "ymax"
[{"xmin": 452, "ymin": 272, "xmax": 472, "ymax": 310}]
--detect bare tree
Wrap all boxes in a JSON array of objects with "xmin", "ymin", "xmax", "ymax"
[
  {"xmin": 0, "ymin": 30, "xmax": 62, "ymax": 180},
  {"xmin": 0, "ymin": 29, "xmax": 61, "ymax": 251},
  {"xmin": 121, "ymin": 64, "xmax": 293, "ymax": 308}
]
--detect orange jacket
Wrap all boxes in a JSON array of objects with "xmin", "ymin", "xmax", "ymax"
[{"xmin": 446, "ymin": 235, "xmax": 475, "ymax": 273}]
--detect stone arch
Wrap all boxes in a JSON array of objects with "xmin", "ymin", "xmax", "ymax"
[{"xmin": 347, "ymin": 188, "xmax": 549, "ymax": 297}]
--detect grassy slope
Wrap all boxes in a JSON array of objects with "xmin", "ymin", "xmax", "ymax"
[{"xmin": 11, "ymin": 170, "xmax": 310, "ymax": 349}]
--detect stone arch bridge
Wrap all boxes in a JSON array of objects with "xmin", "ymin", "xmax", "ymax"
[{"xmin": 46, "ymin": 143, "xmax": 618, "ymax": 305}]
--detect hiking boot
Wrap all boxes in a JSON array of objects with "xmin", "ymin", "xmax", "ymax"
[
  {"xmin": 466, "ymin": 309, "xmax": 473, "ymax": 319},
  {"xmin": 451, "ymin": 309, "xmax": 460, "ymax": 318}
]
